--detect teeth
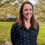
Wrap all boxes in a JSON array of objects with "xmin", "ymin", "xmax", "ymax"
[{"xmin": 26, "ymin": 15, "xmax": 30, "ymax": 16}]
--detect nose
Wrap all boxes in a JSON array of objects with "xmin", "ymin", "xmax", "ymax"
[{"xmin": 27, "ymin": 10, "xmax": 30, "ymax": 14}]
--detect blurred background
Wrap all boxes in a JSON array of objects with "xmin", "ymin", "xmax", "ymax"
[{"xmin": 0, "ymin": 0, "xmax": 45, "ymax": 45}]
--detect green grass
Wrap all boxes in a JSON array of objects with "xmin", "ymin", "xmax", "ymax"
[
  {"xmin": 0, "ymin": 22, "xmax": 14, "ymax": 42},
  {"xmin": 37, "ymin": 23, "xmax": 45, "ymax": 45},
  {"xmin": 0, "ymin": 22, "xmax": 45, "ymax": 45}
]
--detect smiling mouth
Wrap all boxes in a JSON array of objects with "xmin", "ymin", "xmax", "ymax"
[{"xmin": 26, "ymin": 14, "xmax": 30, "ymax": 16}]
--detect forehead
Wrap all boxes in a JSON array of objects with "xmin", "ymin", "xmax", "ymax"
[{"xmin": 23, "ymin": 4, "xmax": 32, "ymax": 9}]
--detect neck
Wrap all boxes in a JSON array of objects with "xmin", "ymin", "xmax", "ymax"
[
  {"xmin": 24, "ymin": 18, "xmax": 31, "ymax": 24},
  {"xmin": 23, "ymin": 18, "xmax": 31, "ymax": 29}
]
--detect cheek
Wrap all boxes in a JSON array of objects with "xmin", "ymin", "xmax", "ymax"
[
  {"xmin": 23, "ymin": 10, "xmax": 27, "ymax": 15},
  {"xmin": 23, "ymin": 11, "xmax": 27, "ymax": 15},
  {"xmin": 22, "ymin": 10, "xmax": 33, "ymax": 16},
  {"xmin": 30, "ymin": 11, "xmax": 33, "ymax": 14}
]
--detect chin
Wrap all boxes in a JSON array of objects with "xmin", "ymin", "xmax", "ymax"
[
  {"xmin": 26, "ymin": 17, "xmax": 31, "ymax": 19},
  {"xmin": 25, "ymin": 17, "xmax": 31, "ymax": 20},
  {"xmin": 24, "ymin": 16, "xmax": 32, "ymax": 20}
]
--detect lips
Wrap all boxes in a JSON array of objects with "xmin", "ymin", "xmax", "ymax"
[
  {"xmin": 26, "ymin": 14, "xmax": 30, "ymax": 16},
  {"xmin": 26, "ymin": 14, "xmax": 29, "ymax": 16}
]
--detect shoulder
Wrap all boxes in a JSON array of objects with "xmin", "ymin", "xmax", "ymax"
[
  {"xmin": 12, "ymin": 22, "xmax": 19, "ymax": 28},
  {"xmin": 36, "ymin": 23, "xmax": 39, "ymax": 32},
  {"xmin": 36, "ymin": 22, "xmax": 39, "ymax": 29},
  {"xmin": 36, "ymin": 23, "xmax": 39, "ymax": 35},
  {"xmin": 37, "ymin": 23, "xmax": 39, "ymax": 29},
  {"xmin": 11, "ymin": 22, "xmax": 19, "ymax": 32}
]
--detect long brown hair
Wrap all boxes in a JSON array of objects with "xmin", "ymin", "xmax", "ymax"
[{"xmin": 15, "ymin": 1, "xmax": 38, "ymax": 30}]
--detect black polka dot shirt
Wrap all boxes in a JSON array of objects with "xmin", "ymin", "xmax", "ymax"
[{"xmin": 11, "ymin": 23, "xmax": 39, "ymax": 45}]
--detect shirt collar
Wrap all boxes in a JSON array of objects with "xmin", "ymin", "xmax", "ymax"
[{"xmin": 22, "ymin": 23, "xmax": 33, "ymax": 31}]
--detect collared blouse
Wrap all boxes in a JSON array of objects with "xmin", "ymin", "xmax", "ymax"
[{"xmin": 11, "ymin": 23, "xmax": 39, "ymax": 45}]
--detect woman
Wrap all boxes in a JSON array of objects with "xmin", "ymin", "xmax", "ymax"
[{"xmin": 11, "ymin": 1, "xmax": 39, "ymax": 45}]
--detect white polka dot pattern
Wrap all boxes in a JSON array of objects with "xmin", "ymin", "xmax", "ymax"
[{"xmin": 11, "ymin": 23, "xmax": 39, "ymax": 45}]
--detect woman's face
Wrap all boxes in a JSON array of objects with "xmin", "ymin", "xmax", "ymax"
[{"xmin": 22, "ymin": 4, "xmax": 33, "ymax": 20}]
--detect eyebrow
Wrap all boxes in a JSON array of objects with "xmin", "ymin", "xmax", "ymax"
[{"xmin": 23, "ymin": 8, "xmax": 32, "ymax": 10}]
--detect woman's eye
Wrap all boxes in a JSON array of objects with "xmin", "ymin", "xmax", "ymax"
[
  {"xmin": 24, "ymin": 9, "xmax": 32, "ymax": 11},
  {"xmin": 30, "ymin": 9, "xmax": 32, "ymax": 11},
  {"xmin": 24, "ymin": 9, "xmax": 28, "ymax": 11}
]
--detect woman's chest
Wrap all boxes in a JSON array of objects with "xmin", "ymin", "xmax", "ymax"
[{"xmin": 16, "ymin": 28, "xmax": 38, "ymax": 39}]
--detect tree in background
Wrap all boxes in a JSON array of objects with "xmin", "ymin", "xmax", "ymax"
[
  {"xmin": 34, "ymin": 0, "xmax": 45, "ymax": 22},
  {"xmin": 0, "ymin": 0, "xmax": 45, "ymax": 22}
]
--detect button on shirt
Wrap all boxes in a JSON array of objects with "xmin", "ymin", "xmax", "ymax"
[{"xmin": 11, "ymin": 23, "xmax": 39, "ymax": 45}]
